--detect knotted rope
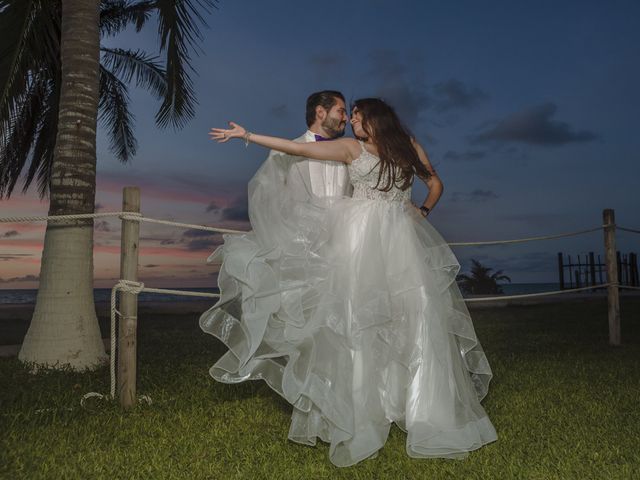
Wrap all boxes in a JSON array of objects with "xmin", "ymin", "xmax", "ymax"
[{"xmin": 81, "ymin": 280, "xmax": 220, "ymax": 407}]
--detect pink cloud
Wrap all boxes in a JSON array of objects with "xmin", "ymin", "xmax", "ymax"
[
  {"xmin": 0, "ymin": 193, "xmax": 47, "ymax": 210},
  {"xmin": 97, "ymin": 170, "xmax": 242, "ymax": 208},
  {"xmin": 21, "ymin": 258, "xmax": 43, "ymax": 265},
  {"xmin": 93, "ymin": 244, "xmax": 211, "ymax": 259},
  {"xmin": 1, "ymin": 223, "xmax": 46, "ymax": 234},
  {"xmin": 0, "ymin": 239, "xmax": 44, "ymax": 250}
]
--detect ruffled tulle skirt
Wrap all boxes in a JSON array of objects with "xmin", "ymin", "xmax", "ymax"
[{"xmin": 200, "ymin": 198, "xmax": 497, "ymax": 467}]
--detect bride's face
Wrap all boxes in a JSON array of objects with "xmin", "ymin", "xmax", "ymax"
[{"xmin": 350, "ymin": 109, "xmax": 367, "ymax": 139}]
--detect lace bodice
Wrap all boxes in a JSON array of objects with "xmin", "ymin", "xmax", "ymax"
[{"xmin": 348, "ymin": 142, "xmax": 412, "ymax": 203}]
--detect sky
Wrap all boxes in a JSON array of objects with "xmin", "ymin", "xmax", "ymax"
[{"xmin": 1, "ymin": 0, "xmax": 640, "ymax": 289}]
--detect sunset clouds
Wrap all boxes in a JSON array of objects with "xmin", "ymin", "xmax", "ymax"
[
  {"xmin": 1, "ymin": 170, "xmax": 249, "ymax": 288},
  {"xmin": 2, "ymin": 1, "xmax": 639, "ymax": 288}
]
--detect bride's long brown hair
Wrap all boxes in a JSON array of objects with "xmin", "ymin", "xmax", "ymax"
[{"xmin": 352, "ymin": 98, "xmax": 432, "ymax": 192}]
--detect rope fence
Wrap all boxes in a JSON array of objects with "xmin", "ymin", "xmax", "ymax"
[
  {"xmin": 2, "ymin": 188, "xmax": 639, "ymax": 408},
  {"xmin": 448, "ymin": 226, "xmax": 608, "ymax": 246},
  {"xmin": 619, "ymin": 226, "xmax": 640, "ymax": 234},
  {"xmin": 0, "ymin": 211, "xmax": 247, "ymax": 234},
  {"xmin": 464, "ymin": 283, "xmax": 613, "ymax": 302},
  {"xmin": 82, "ymin": 280, "xmax": 221, "ymax": 406},
  {"xmin": 2, "ymin": 212, "xmax": 636, "ymax": 246}
]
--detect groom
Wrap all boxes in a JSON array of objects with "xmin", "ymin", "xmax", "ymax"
[
  {"xmin": 243, "ymin": 90, "xmax": 352, "ymax": 246},
  {"xmin": 285, "ymin": 90, "xmax": 352, "ymax": 199}
]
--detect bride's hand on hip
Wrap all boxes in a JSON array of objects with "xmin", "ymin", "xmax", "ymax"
[{"xmin": 209, "ymin": 122, "xmax": 246, "ymax": 143}]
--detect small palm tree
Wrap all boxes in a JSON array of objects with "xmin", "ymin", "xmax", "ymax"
[
  {"xmin": 1, "ymin": 0, "xmax": 216, "ymax": 197},
  {"xmin": 456, "ymin": 259, "xmax": 511, "ymax": 295},
  {"xmin": 0, "ymin": 0, "xmax": 216, "ymax": 369}
]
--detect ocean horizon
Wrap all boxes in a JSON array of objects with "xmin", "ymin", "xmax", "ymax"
[
  {"xmin": 0, "ymin": 286, "xmax": 220, "ymax": 305},
  {"xmin": 0, "ymin": 283, "xmax": 565, "ymax": 305}
]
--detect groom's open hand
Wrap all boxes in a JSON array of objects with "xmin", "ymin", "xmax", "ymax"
[{"xmin": 209, "ymin": 122, "xmax": 246, "ymax": 143}]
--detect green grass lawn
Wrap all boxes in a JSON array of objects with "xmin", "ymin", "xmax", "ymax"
[{"xmin": 1, "ymin": 299, "xmax": 639, "ymax": 479}]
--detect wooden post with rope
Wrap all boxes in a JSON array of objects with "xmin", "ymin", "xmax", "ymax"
[
  {"xmin": 603, "ymin": 208, "xmax": 620, "ymax": 346},
  {"xmin": 118, "ymin": 187, "xmax": 141, "ymax": 408}
]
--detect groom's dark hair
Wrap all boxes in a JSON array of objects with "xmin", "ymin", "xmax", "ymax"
[{"xmin": 305, "ymin": 90, "xmax": 345, "ymax": 127}]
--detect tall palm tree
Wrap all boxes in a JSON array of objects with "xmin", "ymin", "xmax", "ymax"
[
  {"xmin": 0, "ymin": 0, "xmax": 216, "ymax": 369},
  {"xmin": 456, "ymin": 259, "xmax": 512, "ymax": 295}
]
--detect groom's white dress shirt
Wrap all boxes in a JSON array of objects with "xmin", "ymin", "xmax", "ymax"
[{"xmin": 285, "ymin": 130, "xmax": 352, "ymax": 199}]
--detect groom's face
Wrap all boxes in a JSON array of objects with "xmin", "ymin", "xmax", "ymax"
[{"xmin": 320, "ymin": 98, "xmax": 348, "ymax": 138}]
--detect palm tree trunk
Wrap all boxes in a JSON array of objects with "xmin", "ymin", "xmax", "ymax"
[{"xmin": 19, "ymin": 0, "xmax": 106, "ymax": 370}]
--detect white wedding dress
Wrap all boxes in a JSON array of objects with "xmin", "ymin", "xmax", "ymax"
[{"xmin": 200, "ymin": 141, "xmax": 497, "ymax": 467}]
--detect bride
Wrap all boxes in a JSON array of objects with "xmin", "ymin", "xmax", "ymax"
[{"xmin": 200, "ymin": 98, "xmax": 497, "ymax": 467}]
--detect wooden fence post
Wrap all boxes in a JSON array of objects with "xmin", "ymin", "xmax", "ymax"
[
  {"xmin": 118, "ymin": 187, "xmax": 141, "ymax": 408},
  {"xmin": 603, "ymin": 209, "xmax": 620, "ymax": 346}
]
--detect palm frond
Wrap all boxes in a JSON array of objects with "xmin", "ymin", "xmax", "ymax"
[
  {"xmin": 0, "ymin": 0, "xmax": 59, "ymax": 153},
  {"xmin": 457, "ymin": 259, "xmax": 511, "ymax": 295},
  {"xmin": 154, "ymin": 0, "xmax": 217, "ymax": 129},
  {"xmin": 99, "ymin": 65, "xmax": 137, "ymax": 162},
  {"xmin": 0, "ymin": 73, "xmax": 49, "ymax": 198},
  {"xmin": 492, "ymin": 274, "xmax": 511, "ymax": 283},
  {"xmin": 100, "ymin": 47, "xmax": 167, "ymax": 98},
  {"xmin": 24, "ymin": 74, "xmax": 59, "ymax": 198},
  {"xmin": 1, "ymin": 0, "xmax": 217, "ymax": 197},
  {"xmin": 100, "ymin": 0, "xmax": 154, "ymax": 37}
]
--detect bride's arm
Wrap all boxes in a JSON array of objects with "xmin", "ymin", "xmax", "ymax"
[
  {"xmin": 210, "ymin": 122, "xmax": 359, "ymax": 163},
  {"xmin": 412, "ymin": 139, "xmax": 444, "ymax": 213}
]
